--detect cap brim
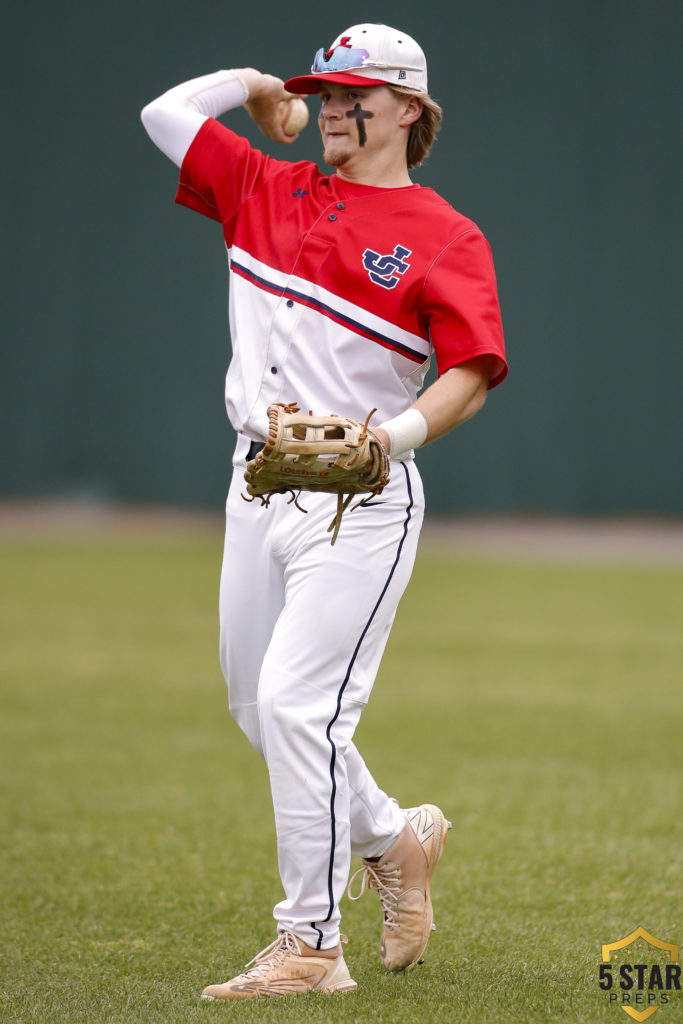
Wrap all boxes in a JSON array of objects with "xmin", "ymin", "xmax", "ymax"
[{"xmin": 284, "ymin": 72, "xmax": 389, "ymax": 95}]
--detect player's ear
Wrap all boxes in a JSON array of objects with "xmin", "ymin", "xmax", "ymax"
[{"xmin": 399, "ymin": 95, "xmax": 423, "ymax": 127}]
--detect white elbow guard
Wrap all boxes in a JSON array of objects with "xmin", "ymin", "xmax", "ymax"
[{"xmin": 378, "ymin": 408, "xmax": 428, "ymax": 458}]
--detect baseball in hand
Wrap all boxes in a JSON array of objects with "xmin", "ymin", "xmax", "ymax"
[{"xmin": 280, "ymin": 98, "xmax": 309, "ymax": 136}]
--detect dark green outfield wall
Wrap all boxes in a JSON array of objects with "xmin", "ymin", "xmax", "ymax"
[{"xmin": 3, "ymin": 1, "xmax": 681, "ymax": 514}]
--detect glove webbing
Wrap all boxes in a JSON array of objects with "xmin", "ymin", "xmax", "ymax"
[{"xmin": 242, "ymin": 403, "xmax": 387, "ymax": 544}]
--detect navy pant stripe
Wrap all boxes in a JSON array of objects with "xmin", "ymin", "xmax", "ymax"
[{"xmin": 312, "ymin": 462, "xmax": 415, "ymax": 947}]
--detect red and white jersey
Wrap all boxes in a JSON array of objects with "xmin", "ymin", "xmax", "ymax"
[{"xmin": 176, "ymin": 118, "xmax": 507, "ymax": 441}]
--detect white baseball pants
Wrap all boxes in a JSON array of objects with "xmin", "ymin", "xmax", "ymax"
[{"xmin": 218, "ymin": 440, "xmax": 425, "ymax": 949}]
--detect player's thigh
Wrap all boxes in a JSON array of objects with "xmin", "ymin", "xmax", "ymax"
[
  {"xmin": 219, "ymin": 468, "xmax": 285, "ymax": 698},
  {"xmin": 261, "ymin": 461, "xmax": 424, "ymax": 711}
]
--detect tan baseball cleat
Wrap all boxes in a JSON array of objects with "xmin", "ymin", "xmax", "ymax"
[
  {"xmin": 200, "ymin": 930, "xmax": 357, "ymax": 1000},
  {"xmin": 348, "ymin": 803, "xmax": 451, "ymax": 971}
]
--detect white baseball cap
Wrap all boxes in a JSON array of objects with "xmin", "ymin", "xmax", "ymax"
[{"xmin": 285, "ymin": 23, "xmax": 428, "ymax": 95}]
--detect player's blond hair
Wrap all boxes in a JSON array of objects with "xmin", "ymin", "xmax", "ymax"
[{"xmin": 389, "ymin": 87, "xmax": 443, "ymax": 168}]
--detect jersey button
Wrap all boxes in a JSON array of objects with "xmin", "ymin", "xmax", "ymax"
[
  {"xmin": 286, "ymin": 299, "xmax": 294, "ymax": 308},
  {"xmin": 336, "ymin": 203, "xmax": 345, "ymax": 210},
  {"xmin": 328, "ymin": 213, "xmax": 337, "ymax": 221},
  {"xmin": 270, "ymin": 366, "xmax": 278, "ymax": 374}
]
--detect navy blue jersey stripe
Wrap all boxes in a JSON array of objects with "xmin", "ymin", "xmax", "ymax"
[
  {"xmin": 285, "ymin": 286, "xmax": 425, "ymax": 363},
  {"xmin": 230, "ymin": 259, "xmax": 426, "ymax": 364},
  {"xmin": 312, "ymin": 462, "xmax": 415, "ymax": 947},
  {"xmin": 230, "ymin": 260, "xmax": 284, "ymax": 298}
]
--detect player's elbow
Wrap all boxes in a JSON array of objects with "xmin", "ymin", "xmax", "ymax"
[
  {"xmin": 140, "ymin": 99, "xmax": 161, "ymax": 133},
  {"xmin": 140, "ymin": 97, "xmax": 179, "ymax": 140},
  {"xmin": 459, "ymin": 384, "xmax": 487, "ymax": 426},
  {"xmin": 470, "ymin": 384, "xmax": 487, "ymax": 416},
  {"xmin": 458, "ymin": 355, "xmax": 494, "ymax": 421}
]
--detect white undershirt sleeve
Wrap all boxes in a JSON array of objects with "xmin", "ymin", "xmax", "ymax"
[{"xmin": 140, "ymin": 70, "xmax": 250, "ymax": 168}]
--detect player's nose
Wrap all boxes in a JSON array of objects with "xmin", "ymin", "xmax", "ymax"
[{"xmin": 320, "ymin": 97, "xmax": 344, "ymax": 119}]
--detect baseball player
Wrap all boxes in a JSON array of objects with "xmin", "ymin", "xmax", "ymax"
[{"xmin": 141, "ymin": 22, "xmax": 506, "ymax": 1001}]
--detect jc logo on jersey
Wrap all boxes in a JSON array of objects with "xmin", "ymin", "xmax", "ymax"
[{"xmin": 362, "ymin": 245, "xmax": 412, "ymax": 289}]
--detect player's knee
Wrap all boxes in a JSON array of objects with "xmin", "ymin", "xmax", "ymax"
[
  {"xmin": 257, "ymin": 688, "xmax": 292, "ymax": 730},
  {"xmin": 257, "ymin": 684, "xmax": 311, "ymax": 744},
  {"xmin": 258, "ymin": 688, "xmax": 346, "ymax": 766}
]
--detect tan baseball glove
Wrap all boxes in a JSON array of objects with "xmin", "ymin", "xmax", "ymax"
[{"xmin": 243, "ymin": 402, "xmax": 390, "ymax": 544}]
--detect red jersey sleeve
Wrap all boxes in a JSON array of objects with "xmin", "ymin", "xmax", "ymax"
[
  {"xmin": 423, "ymin": 228, "xmax": 507, "ymax": 389},
  {"xmin": 175, "ymin": 118, "xmax": 270, "ymax": 243}
]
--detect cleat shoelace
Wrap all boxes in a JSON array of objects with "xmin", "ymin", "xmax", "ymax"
[
  {"xmin": 347, "ymin": 862, "xmax": 402, "ymax": 929},
  {"xmin": 241, "ymin": 931, "xmax": 302, "ymax": 978}
]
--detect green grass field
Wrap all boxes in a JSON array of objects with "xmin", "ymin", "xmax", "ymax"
[{"xmin": 1, "ymin": 531, "xmax": 681, "ymax": 1023}]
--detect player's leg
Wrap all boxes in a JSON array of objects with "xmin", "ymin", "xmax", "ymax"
[
  {"xmin": 346, "ymin": 743, "xmax": 405, "ymax": 857},
  {"xmin": 205, "ymin": 458, "xmax": 360, "ymax": 1001},
  {"xmin": 218, "ymin": 461, "xmax": 285, "ymax": 756},
  {"xmin": 257, "ymin": 461, "xmax": 424, "ymax": 950}
]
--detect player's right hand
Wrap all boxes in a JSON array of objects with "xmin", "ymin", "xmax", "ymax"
[{"xmin": 240, "ymin": 70, "xmax": 305, "ymax": 144}]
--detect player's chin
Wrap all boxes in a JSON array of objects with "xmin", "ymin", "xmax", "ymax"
[{"xmin": 322, "ymin": 144, "xmax": 353, "ymax": 168}]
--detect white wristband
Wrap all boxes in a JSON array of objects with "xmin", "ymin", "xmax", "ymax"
[{"xmin": 378, "ymin": 408, "xmax": 429, "ymax": 458}]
